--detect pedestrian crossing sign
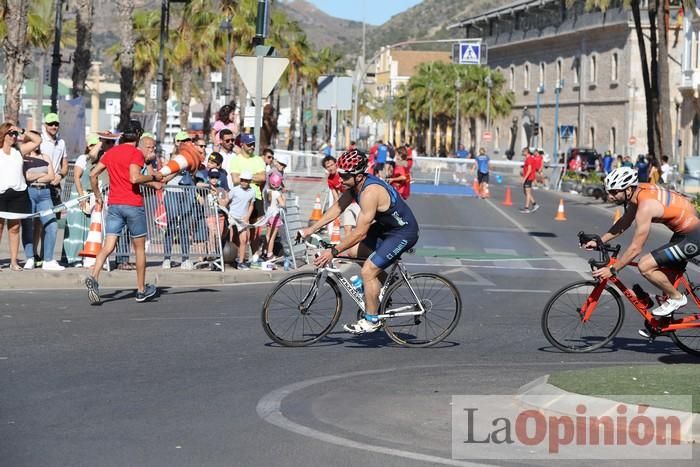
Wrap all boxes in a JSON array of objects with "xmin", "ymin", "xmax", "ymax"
[{"xmin": 459, "ymin": 42, "xmax": 481, "ymax": 65}]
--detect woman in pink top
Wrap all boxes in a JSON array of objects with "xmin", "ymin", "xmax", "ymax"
[{"xmin": 211, "ymin": 104, "xmax": 238, "ymax": 150}]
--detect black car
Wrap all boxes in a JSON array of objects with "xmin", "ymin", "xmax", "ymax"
[{"xmin": 567, "ymin": 148, "xmax": 600, "ymax": 171}]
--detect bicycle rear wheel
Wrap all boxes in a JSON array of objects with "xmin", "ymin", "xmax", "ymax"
[
  {"xmin": 669, "ymin": 287, "xmax": 700, "ymax": 356},
  {"xmin": 381, "ymin": 273, "xmax": 461, "ymax": 347},
  {"xmin": 261, "ymin": 272, "xmax": 342, "ymax": 347},
  {"xmin": 542, "ymin": 280, "xmax": 624, "ymax": 352}
]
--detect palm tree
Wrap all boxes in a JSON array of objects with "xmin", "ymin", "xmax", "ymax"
[
  {"xmin": 71, "ymin": 0, "xmax": 94, "ymax": 98},
  {"xmin": 116, "ymin": 0, "xmax": 136, "ymax": 131},
  {"xmin": 301, "ymin": 47, "xmax": 341, "ymax": 150},
  {"xmin": 2, "ymin": 0, "xmax": 32, "ymax": 122}
]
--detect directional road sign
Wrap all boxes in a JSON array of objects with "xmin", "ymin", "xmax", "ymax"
[
  {"xmin": 317, "ymin": 76, "xmax": 352, "ymax": 111},
  {"xmin": 233, "ymin": 55, "xmax": 289, "ymax": 98}
]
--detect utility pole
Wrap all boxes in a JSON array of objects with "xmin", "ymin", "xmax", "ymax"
[
  {"xmin": 535, "ymin": 84, "xmax": 544, "ymax": 148},
  {"xmin": 156, "ymin": 0, "xmax": 169, "ymax": 145},
  {"xmin": 50, "ymin": 0, "xmax": 65, "ymax": 113},
  {"xmin": 428, "ymin": 83, "xmax": 433, "ymax": 156},
  {"xmin": 252, "ymin": 0, "xmax": 271, "ymax": 151},
  {"xmin": 221, "ymin": 17, "xmax": 233, "ymax": 103},
  {"xmin": 455, "ymin": 78, "xmax": 461, "ymax": 153},
  {"xmin": 553, "ymin": 80, "xmax": 564, "ymax": 183},
  {"xmin": 405, "ymin": 91, "xmax": 410, "ymax": 146}
]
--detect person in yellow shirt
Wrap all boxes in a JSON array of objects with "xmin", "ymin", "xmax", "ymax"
[{"xmin": 229, "ymin": 133, "xmax": 266, "ymax": 262}]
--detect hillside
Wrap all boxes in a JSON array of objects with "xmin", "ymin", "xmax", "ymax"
[{"xmin": 277, "ymin": 0, "xmax": 514, "ymax": 60}]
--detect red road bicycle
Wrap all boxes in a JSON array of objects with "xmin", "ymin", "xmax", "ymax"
[{"xmin": 542, "ymin": 232, "xmax": 700, "ymax": 355}]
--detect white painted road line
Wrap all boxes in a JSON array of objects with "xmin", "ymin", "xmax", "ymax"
[{"xmin": 484, "ymin": 289, "xmax": 552, "ymax": 294}]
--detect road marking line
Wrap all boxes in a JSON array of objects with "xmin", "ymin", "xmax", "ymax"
[
  {"xmin": 257, "ymin": 363, "xmax": 661, "ymax": 465},
  {"xmin": 402, "ymin": 262, "xmax": 581, "ymax": 273},
  {"xmin": 484, "ymin": 248, "xmax": 531, "ymax": 269},
  {"xmin": 485, "ymin": 199, "xmax": 589, "ymax": 279},
  {"xmin": 484, "ymin": 289, "xmax": 552, "ymax": 293}
]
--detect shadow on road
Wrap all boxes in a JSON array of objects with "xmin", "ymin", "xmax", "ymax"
[{"xmin": 538, "ymin": 336, "xmax": 697, "ymax": 358}]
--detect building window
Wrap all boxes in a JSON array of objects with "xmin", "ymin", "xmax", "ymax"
[
  {"xmin": 590, "ymin": 55, "xmax": 597, "ymax": 84},
  {"xmin": 589, "ymin": 126, "xmax": 596, "ymax": 147},
  {"xmin": 573, "ymin": 58, "xmax": 580, "ymax": 85},
  {"xmin": 556, "ymin": 59, "xmax": 562, "ymax": 84},
  {"xmin": 539, "ymin": 62, "xmax": 545, "ymax": 87},
  {"xmin": 495, "ymin": 127, "xmax": 500, "ymax": 149},
  {"xmin": 611, "ymin": 53, "xmax": 619, "ymax": 82},
  {"xmin": 524, "ymin": 64, "xmax": 530, "ymax": 90},
  {"xmin": 510, "ymin": 66, "xmax": 515, "ymax": 90},
  {"xmin": 610, "ymin": 127, "xmax": 616, "ymax": 153}
]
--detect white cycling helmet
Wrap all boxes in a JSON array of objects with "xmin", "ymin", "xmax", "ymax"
[{"xmin": 605, "ymin": 167, "xmax": 638, "ymax": 191}]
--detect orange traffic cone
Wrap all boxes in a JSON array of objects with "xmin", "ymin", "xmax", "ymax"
[
  {"xmin": 330, "ymin": 218, "xmax": 341, "ymax": 244},
  {"xmin": 308, "ymin": 193, "xmax": 323, "ymax": 225},
  {"xmin": 613, "ymin": 207, "xmax": 622, "ymax": 223},
  {"xmin": 502, "ymin": 187, "xmax": 513, "ymax": 206},
  {"xmin": 79, "ymin": 205, "xmax": 104, "ymax": 258},
  {"xmin": 554, "ymin": 199, "xmax": 567, "ymax": 221}
]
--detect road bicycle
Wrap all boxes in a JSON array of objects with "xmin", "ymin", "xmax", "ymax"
[
  {"xmin": 261, "ymin": 235, "xmax": 462, "ymax": 347},
  {"xmin": 541, "ymin": 232, "xmax": 700, "ymax": 356}
]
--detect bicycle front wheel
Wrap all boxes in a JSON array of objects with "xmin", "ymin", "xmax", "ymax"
[
  {"xmin": 670, "ymin": 287, "xmax": 700, "ymax": 356},
  {"xmin": 261, "ymin": 272, "xmax": 342, "ymax": 347},
  {"xmin": 382, "ymin": 273, "xmax": 462, "ymax": 347},
  {"xmin": 542, "ymin": 280, "xmax": 624, "ymax": 352}
]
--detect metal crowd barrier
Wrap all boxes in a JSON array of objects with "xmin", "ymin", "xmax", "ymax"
[{"xmin": 104, "ymin": 185, "xmax": 225, "ymax": 271}]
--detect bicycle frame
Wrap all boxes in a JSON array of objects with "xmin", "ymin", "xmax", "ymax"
[
  {"xmin": 306, "ymin": 257, "xmax": 427, "ymax": 320},
  {"xmin": 583, "ymin": 260, "xmax": 700, "ymax": 333}
]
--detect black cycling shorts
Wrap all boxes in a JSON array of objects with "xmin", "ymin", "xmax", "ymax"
[
  {"xmin": 523, "ymin": 179, "xmax": 533, "ymax": 188},
  {"xmin": 361, "ymin": 223, "xmax": 419, "ymax": 269},
  {"xmin": 477, "ymin": 172, "xmax": 489, "ymax": 184},
  {"xmin": 651, "ymin": 229, "xmax": 700, "ymax": 268}
]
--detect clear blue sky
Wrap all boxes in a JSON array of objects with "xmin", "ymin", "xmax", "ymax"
[{"xmin": 307, "ymin": 0, "xmax": 423, "ymax": 25}]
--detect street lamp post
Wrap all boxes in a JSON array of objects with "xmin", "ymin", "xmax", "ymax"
[
  {"xmin": 485, "ymin": 73, "xmax": 493, "ymax": 132},
  {"xmin": 50, "ymin": 0, "xmax": 65, "ymax": 113},
  {"xmin": 455, "ymin": 77, "xmax": 461, "ymax": 154},
  {"xmin": 156, "ymin": 0, "xmax": 170, "ymax": 145},
  {"xmin": 554, "ymin": 79, "xmax": 564, "ymax": 189},
  {"xmin": 405, "ymin": 91, "xmax": 410, "ymax": 145},
  {"xmin": 535, "ymin": 83, "xmax": 544, "ymax": 148},
  {"xmin": 428, "ymin": 83, "xmax": 433, "ymax": 156},
  {"xmin": 221, "ymin": 17, "xmax": 233, "ymax": 104}
]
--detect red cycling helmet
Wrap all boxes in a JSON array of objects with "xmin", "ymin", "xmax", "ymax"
[{"xmin": 337, "ymin": 149, "xmax": 368, "ymax": 175}]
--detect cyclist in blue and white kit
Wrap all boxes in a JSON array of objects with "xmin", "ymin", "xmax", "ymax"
[{"xmin": 301, "ymin": 149, "xmax": 420, "ymax": 334}]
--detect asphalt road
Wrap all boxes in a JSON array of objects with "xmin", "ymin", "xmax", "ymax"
[{"xmin": 2, "ymin": 184, "xmax": 698, "ymax": 467}]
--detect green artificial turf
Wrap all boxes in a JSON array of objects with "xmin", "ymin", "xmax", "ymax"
[{"xmin": 548, "ymin": 364, "xmax": 700, "ymax": 413}]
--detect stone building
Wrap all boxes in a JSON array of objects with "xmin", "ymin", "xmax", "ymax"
[{"xmin": 448, "ymin": 0, "xmax": 684, "ymax": 163}]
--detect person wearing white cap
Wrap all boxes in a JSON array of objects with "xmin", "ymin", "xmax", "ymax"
[{"xmin": 228, "ymin": 170, "xmax": 255, "ymax": 270}]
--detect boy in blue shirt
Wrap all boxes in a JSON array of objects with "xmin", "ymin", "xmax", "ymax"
[{"xmin": 472, "ymin": 147, "xmax": 490, "ymax": 198}]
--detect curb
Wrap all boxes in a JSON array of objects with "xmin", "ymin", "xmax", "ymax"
[
  {"xmin": 517, "ymin": 375, "xmax": 700, "ymax": 443},
  {"xmin": 0, "ymin": 266, "xmax": 308, "ymax": 290}
]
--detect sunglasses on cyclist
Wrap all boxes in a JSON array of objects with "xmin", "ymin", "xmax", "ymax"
[{"xmin": 340, "ymin": 172, "xmax": 356, "ymax": 180}]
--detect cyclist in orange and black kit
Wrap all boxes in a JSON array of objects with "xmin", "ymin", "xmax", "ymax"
[{"xmin": 584, "ymin": 167, "xmax": 700, "ymax": 328}]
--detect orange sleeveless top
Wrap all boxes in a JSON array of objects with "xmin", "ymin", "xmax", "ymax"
[{"xmin": 636, "ymin": 183, "xmax": 700, "ymax": 233}]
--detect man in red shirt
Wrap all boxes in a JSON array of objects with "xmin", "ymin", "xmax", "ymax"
[
  {"xmin": 323, "ymin": 155, "xmax": 361, "ymax": 237},
  {"xmin": 84, "ymin": 120, "xmax": 164, "ymax": 304},
  {"xmin": 386, "ymin": 160, "xmax": 410, "ymax": 199},
  {"xmin": 519, "ymin": 147, "xmax": 539, "ymax": 213}
]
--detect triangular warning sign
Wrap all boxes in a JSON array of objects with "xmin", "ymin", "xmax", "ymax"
[
  {"xmin": 233, "ymin": 55, "xmax": 289, "ymax": 99},
  {"xmin": 461, "ymin": 45, "xmax": 478, "ymax": 64}
]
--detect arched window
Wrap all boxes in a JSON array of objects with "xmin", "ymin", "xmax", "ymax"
[
  {"xmin": 589, "ymin": 126, "xmax": 596, "ymax": 147},
  {"xmin": 524, "ymin": 64, "xmax": 530, "ymax": 90},
  {"xmin": 611, "ymin": 52, "xmax": 619, "ymax": 82},
  {"xmin": 610, "ymin": 127, "xmax": 617, "ymax": 153},
  {"xmin": 556, "ymin": 59, "xmax": 562, "ymax": 84},
  {"xmin": 510, "ymin": 66, "xmax": 515, "ymax": 90},
  {"xmin": 539, "ymin": 62, "xmax": 545, "ymax": 87},
  {"xmin": 590, "ymin": 55, "xmax": 597, "ymax": 83},
  {"xmin": 573, "ymin": 58, "xmax": 580, "ymax": 85}
]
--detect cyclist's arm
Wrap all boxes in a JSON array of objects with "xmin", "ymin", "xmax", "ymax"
[
  {"xmin": 601, "ymin": 205, "xmax": 638, "ymax": 242},
  {"xmin": 332, "ymin": 187, "xmax": 379, "ymax": 255},
  {"xmin": 613, "ymin": 203, "xmax": 657, "ymax": 271},
  {"xmin": 302, "ymin": 190, "xmax": 353, "ymax": 236}
]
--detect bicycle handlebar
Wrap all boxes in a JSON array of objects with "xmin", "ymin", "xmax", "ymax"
[
  {"xmin": 295, "ymin": 232, "xmax": 333, "ymax": 250},
  {"xmin": 577, "ymin": 231, "xmax": 621, "ymax": 269}
]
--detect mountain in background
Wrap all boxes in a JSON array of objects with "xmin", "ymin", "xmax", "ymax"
[{"xmin": 276, "ymin": 0, "xmax": 513, "ymax": 62}]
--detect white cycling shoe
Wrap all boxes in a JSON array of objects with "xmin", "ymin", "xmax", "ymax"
[
  {"xmin": 652, "ymin": 294, "xmax": 687, "ymax": 317},
  {"xmin": 344, "ymin": 317, "xmax": 382, "ymax": 334}
]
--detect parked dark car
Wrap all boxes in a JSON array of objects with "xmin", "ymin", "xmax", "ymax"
[{"xmin": 567, "ymin": 148, "xmax": 600, "ymax": 172}]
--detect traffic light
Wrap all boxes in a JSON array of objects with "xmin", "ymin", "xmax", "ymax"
[{"xmin": 533, "ymin": 122, "xmax": 540, "ymax": 136}]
